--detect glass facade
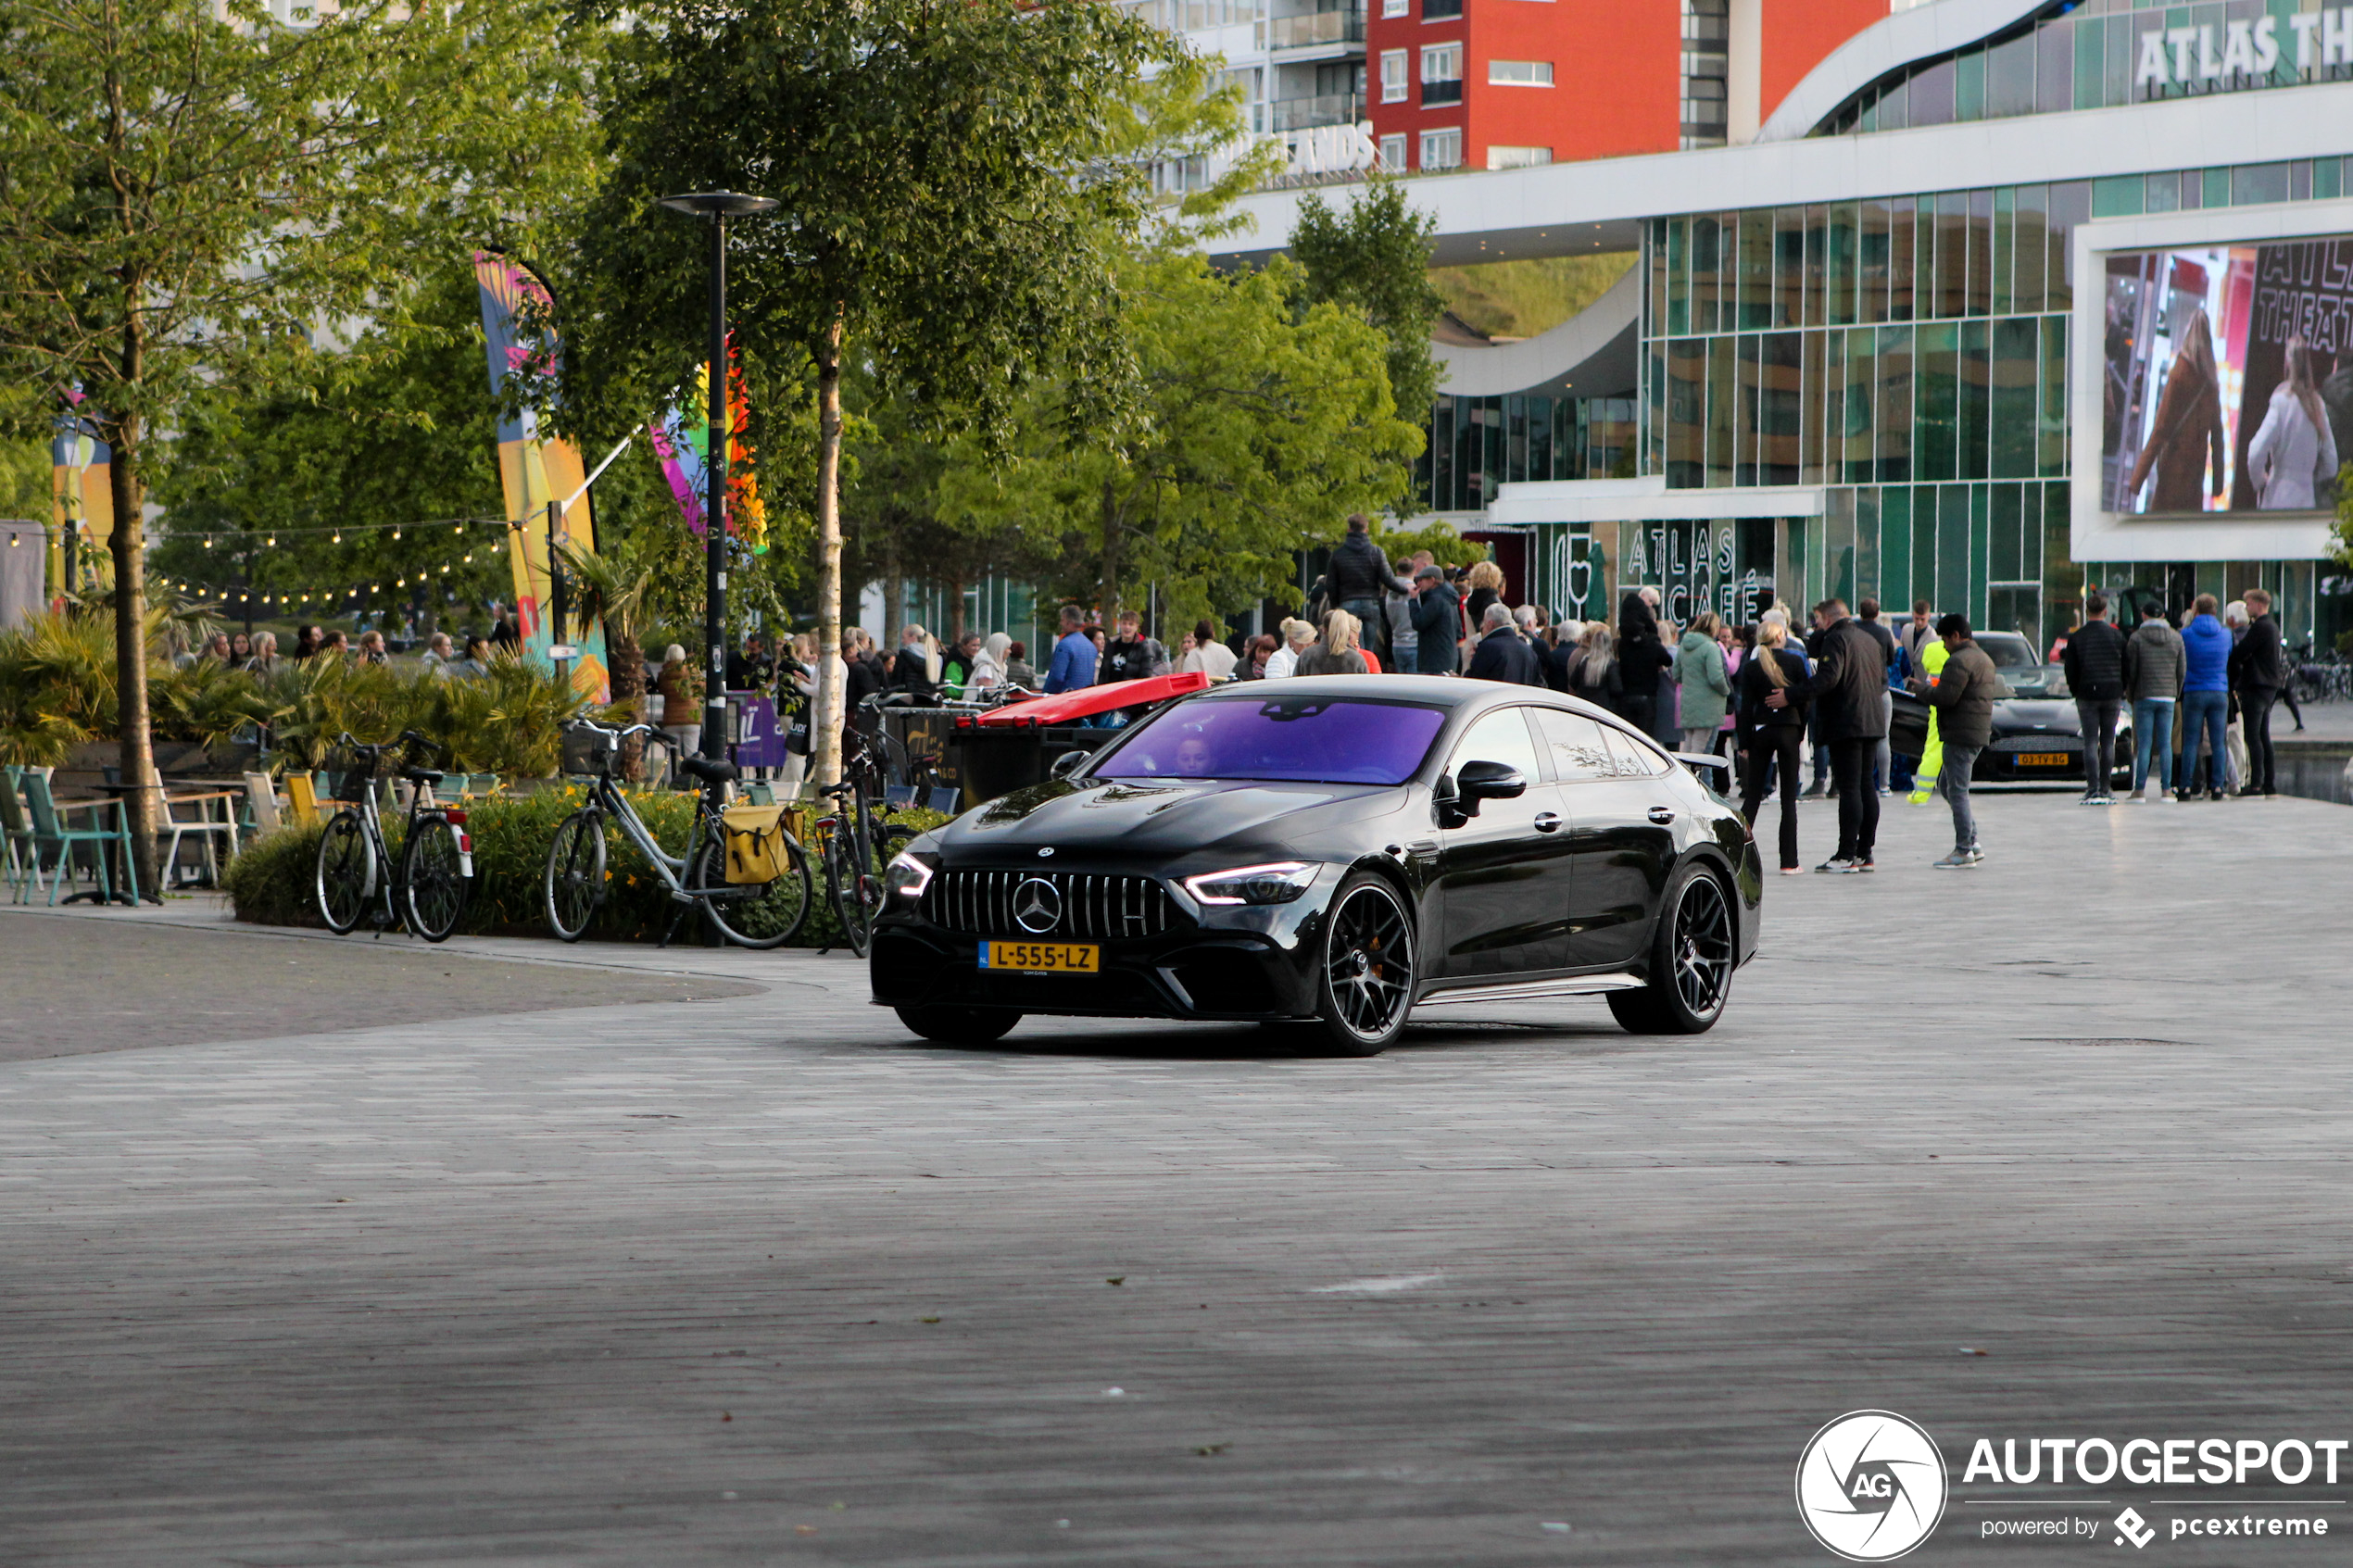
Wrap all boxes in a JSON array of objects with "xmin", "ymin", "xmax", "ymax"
[
  {"xmin": 1815, "ymin": 0, "xmax": 2353, "ymax": 135},
  {"xmin": 1420, "ymin": 394, "xmax": 1637, "ymax": 513}
]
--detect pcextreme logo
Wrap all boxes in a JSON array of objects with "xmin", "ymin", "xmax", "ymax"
[{"xmin": 1796, "ymin": 1411, "xmax": 1950, "ymax": 1562}]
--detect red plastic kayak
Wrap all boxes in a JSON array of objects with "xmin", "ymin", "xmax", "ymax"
[{"xmin": 968, "ymin": 671, "xmax": 1210, "ymax": 727}]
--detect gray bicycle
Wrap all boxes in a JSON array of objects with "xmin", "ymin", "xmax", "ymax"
[{"xmin": 543, "ymin": 721, "xmax": 812, "ymax": 948}]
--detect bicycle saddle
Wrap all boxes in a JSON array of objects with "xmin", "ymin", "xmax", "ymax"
[{"xmin": 678, "ymin": 755, "xmax": 739, "ymax": 784}]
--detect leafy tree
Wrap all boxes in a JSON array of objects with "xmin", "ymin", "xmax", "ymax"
[
  {"xmin": 563, "ymin": 0, "xmax": 1179, "ymax": 784},
  {"xmin": 937, "ymin": 251, "xmax": 1421, "ymax": 632},
  {"xmin": 1289, "ymin": 179, "xmax": 1446, "ymax": 506},
  {"xmin": 0, "ymin": 0, "xmax": 597, "ymax": 882}
]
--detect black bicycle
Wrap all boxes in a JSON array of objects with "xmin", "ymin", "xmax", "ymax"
[
  {"xmin": 543, "ymin": 721, "xmax": 812, "ymax": 948},
  {"xmin": 815, "ymin": 709, "xmax": 917, "ymax": 957},
  {"xmin": 313, "ymin": 731, "xmax": 473, "ymax": 942}
]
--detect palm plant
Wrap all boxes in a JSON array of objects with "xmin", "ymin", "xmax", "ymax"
[{"xmin": 560, "ymin": 532, "xmax": 660, "ymax": 716}]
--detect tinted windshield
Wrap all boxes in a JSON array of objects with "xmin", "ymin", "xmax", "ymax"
[
  {"xmin": 1094, "ymin": 696, "xmax": 1449, "ymax": 785},
  {"xmin": 1978, "ymin": 633, "xmax": 2039, "ymax": 670}
]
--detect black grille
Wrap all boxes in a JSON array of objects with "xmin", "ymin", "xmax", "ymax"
[{"xmin": 925, "ymin": 870, "xmax": 1180, "ymax": 941}]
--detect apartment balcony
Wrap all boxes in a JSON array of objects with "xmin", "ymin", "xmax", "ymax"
[
  {"xmin": 1420, "ymin": 79, "xmax": 1463, "ymax": 106},
  {"xmin": 1269, "ymin": 91, "xmax": 1366, "ymax": 130},
  {"xmin": 1265, "ymin": 4, "xmax": 1364, "ymax": 49}
]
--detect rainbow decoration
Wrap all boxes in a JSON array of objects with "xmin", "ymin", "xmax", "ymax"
[
  {"xmin": 648, "ymin": 337, "xmax": 767, "ymax": 555},
  {"xmin": 472, "ymin": 250, "xmax": 610, "ymax": 702}
]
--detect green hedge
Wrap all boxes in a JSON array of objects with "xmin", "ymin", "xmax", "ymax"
[{"xmin": 222, "ymin": 787, "xmax": 947, "ymax": 947}]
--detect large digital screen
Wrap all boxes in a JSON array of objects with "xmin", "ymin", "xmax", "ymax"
[{"xmin": 2100, "ymin": 234, "xmax": 2353, "ymax": 516}]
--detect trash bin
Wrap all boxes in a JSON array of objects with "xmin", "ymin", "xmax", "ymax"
[{"xmin": 947, "ymin": 721, "xmax": 1111, "ymax": 806}]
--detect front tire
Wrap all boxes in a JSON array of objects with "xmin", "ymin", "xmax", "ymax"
[
  {"xmin": 399, "ymin": 816, "xmax": 471, "ymax": 943},
  {"xmin": 1608, "ymin": 862, "xmax": 1735, "ymax": 1035},
  {"xmin": 1312, "ymin": 872, "xmax": 1417, "ymax": 1056},
  {"xmin": 314, "ymin": 812, "xmax": 371, "ymax": 935},
  {"xmin": 544, "ymin": 810, "xmax": 604, "ymax": 943},
  {"xmin": 894, "ymin": 1006, "xmax": 1021, "ymax": 1045}
]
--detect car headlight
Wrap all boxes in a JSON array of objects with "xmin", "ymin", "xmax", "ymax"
[
  {"xmin": 884, "ymin": 852, "xmax": 935, "ymax": 902},
  {"xmin": 1181, "ymin": 861, "xmax": 1316, "ymax": 906}
]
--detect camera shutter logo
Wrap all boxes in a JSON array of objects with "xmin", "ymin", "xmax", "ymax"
[
  {"xmin": 1013, "ymin": 877, "xmax": 1062, "ymax": 935},
  {"xmin": 1795, "ymin": 1411, "xmax": 1947, "ymax": 1562}
]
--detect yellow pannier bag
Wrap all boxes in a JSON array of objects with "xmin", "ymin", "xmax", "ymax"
[{"xmin": 721, "ymin": 802, "xmax": 789, "ymax": 884}]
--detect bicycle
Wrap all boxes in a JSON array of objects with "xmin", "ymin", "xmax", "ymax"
[
  {"xmin": 543, "ymin": 721, "xmax": 812, "ymax": 949},
  {"xmin": 313, "ymin": 731, "xmax": 474, "ymax": 943},
  {"xmin": 813, "ymin": 708, "xmax": 917, "ymax": 958}
]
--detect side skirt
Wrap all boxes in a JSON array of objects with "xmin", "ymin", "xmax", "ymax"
[{"xmin": 1411, "ymin": 972, "xmax": 1646, "ymax": 1009}]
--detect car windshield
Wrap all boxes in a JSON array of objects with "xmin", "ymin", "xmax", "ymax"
[
  {"xmin": 1093, "ymin": 696, "xmax": 1450, "ymax": 786},
  {"xmin": 1977, "ymin": 633, "xmax": 2040, "ymax": 670}
]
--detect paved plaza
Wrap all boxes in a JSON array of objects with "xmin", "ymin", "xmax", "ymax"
[{"xmin": 4, "ymin": 789, "xmax": 2351, "ymax": 1564}]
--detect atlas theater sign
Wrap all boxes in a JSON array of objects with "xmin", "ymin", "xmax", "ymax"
[{"xmin": 2134, "ymin": 7, "xmax": 2353, "ymax": 90}]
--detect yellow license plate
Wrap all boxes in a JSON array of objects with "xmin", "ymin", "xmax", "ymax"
[
  {"xmin": 2017, "ymin": 752, "xmax": 2071, "ymax": 766},
  {"xmin": 981, "ymin": 941, "xmax": 1100, "ymax": 973}
]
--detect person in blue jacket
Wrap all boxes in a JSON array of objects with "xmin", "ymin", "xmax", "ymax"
[{"xmin": 2177, "ymin": 594, "xmax": 2233, "ymax": 801}]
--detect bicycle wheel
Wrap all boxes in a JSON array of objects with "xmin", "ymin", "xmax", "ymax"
[
  {"xmin": 824, "ymin": 811, "xmax": 880, "ymax": 959},
  {"xmin": 544, "ymin": 809, "xmax": 605, "ymax": 943},
  {"xmin": 688, "ymin": 824, "xmax": 813, "ymax": 950},
  {"xmin": 314, "ymin": 811, "xmax": 372, "ymax": 935},
  {"xmin": 399, "ymin": 815, "xmax": 472, "ymax": 943}
]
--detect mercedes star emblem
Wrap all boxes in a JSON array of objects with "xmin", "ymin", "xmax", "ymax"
[
  {"xmin": 1038, "ymin": 847, "xmax": 1054, "ymax": 858},
  {"xmin": 1013, "ymin": 877, "xmax": 1062, "ymax": 935}
]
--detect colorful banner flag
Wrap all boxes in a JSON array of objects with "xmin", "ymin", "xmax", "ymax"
[
  {"xmin": 472, "ymin": 249, "xmax": 611, "ymax": 702},
  {"xmin": 49, "ymin": 393, "xmax": 114, "ymax": 608},
  {"xmin": 648, "ymin": 338, "xmax": 768, "ymax": 554}
]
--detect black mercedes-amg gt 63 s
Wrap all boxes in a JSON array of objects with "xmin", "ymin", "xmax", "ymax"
[{"xmin": 870, "ymin": 675, "xmax": 1762, "ymax": 1055}]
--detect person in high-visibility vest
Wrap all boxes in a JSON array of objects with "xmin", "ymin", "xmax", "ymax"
[{"xmin": 1906, "ymin": 636, "xmax": 1952, "ymax": 806}]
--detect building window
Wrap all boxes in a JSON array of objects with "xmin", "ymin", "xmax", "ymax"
[
  {"xmin": 1419, "ymin": 127, "xmax": 1463, "ymax": 169},
  {"xmin": 1487, "ymin": 59, "xmax": 1554, "ymax": 85},
  {"xmin": 1379, "ymin": 49, "xmax": 1408, "ymax": 103},
  {"xmin": 1487, "ymin": 144, "xmax": 1554, "ymax": 169},
  {"xmin": 1421, "ymin": 42, "xmax": 1463, "ymax": 104},
  {"xmin": 1382, "ymin": 0, "xmax": 1407, "ymax": 15},
  {"xmin": 1378, "ymin": 132, "xmax": 1407, "ymax": 169}
]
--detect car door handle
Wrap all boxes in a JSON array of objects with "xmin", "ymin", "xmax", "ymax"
[
  {"xmin": 1647, "ymin": 806, "xmax": 1676, "ymax": 824},
  {"xmin": 1533, "ymin": 811, "xmax": 1562, "ymax": 833}
]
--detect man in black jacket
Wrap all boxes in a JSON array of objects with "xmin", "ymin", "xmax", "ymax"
[
  {"xmin": 1327, "ymin": 514, "xmax": 1411, "ymax": 666},
  {"xmin": 1410, "ymin": 565, "xmax": 1461, "ymax": 675},
  {"xmin": 2060, "ymin": 592, "xmax": 2128, "ymax": 803},
  {"xmin": 1767, "ymin": 598, "xmax": 1887, "ymax": 872},
  {"xmin": 1465, "ymin": 602, "xmax": 1544, "ymax": 685},
  {"xmin": 2230, "ymin": 586, "xmax": 2285, "ymax": 796}
]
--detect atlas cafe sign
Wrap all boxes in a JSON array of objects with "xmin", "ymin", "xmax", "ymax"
[{"xmin": 2134, "ymin": 7, "xmax": 2353, "ymax": 90}]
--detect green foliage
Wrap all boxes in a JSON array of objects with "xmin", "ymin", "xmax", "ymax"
[
  {"xmin": 223, "ymin": 791, "xmax": 950, "ymax": 947},
  {"xmin": 1290, "ymin": 179, "xmax": 1444, "ymax": 490},
  {"xmin": 1428, "ymin": 254, "xmax": 1637, "ymax": 342},
  {"xmin": 2333, "ymin": 460, "xmax": 2353, "ymax": 569},
  {"xmin": 937, "ymin": 252, "xmax": 1421, "ymax": 628}
]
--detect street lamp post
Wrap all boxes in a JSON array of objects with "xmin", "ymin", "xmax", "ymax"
[{"xmin": 659, "ymin": 190, "xmax": 778, "ymax": 761}]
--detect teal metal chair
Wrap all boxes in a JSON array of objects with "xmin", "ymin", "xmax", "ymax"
[
  {"xmin": 743, "ymin": 780, "xmax": 775, "ymax": 806},
  {"xmin": 1, "ymin": 765, "xmax": 41, "ymax": 904},
  {"xmin": 19, "ymin": 771, "xmax": 139, "ymax": 906}
]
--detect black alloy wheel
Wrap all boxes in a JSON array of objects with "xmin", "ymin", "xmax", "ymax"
[
  {"xmin": 1313, "ymin": 872, "xmax": 1416, "ymax": 1056},
  {"xmin": 399, "ymin": 816, "xmax": 471, "ymax": 943},
  {"xmin": 1609, "ymin": 863, "xmax": 1735, "ymax": 1035},
  {"xmin": 894, "ymin": 1006, "xmax": 1022, "ymax": 1045},
  {"xmin": 314, "ymin": 811, "xmax": 371, "ymax": 935}
]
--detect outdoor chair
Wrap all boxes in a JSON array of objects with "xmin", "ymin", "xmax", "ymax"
[
  {"xmin": 925, "ymin": 785, "xmax": 961, "ymax": 815},
  {"xmin": 19, "ymin": 771, "xmax": 139, "ymax": 906},
  {"xmin": 743, "ymin": 781, "xmax": 775, "ymax": 806},
  {"xmin": 157, "ymin": 789, "xmax": 241, "ymax": 888},
  {"xmin": 240, "ymin": 772, "xmax": 284, "ymax": 842},
  {"xmin": 284, "ymin": 772, "xmax": 324, "ymax": 828},
  {"xmin": 1, "ymin": 765, "xmax": 42, "ymax": 904}
]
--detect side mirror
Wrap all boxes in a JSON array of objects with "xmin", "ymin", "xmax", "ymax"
[
  {"xmin": 1049, "ymin": 748, "xmax": 1089, "ymax": 780},
  {"xmin": 1440, "ymin": 759, "xmax": 1525, "ymax": 823}
]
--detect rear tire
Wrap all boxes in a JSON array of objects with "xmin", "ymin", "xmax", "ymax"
[
  {"xmin": 1609, "ymin": 862, "xmax": 1735, "ymax": 1035},
  {"xmin": 1311, "ymin": 872, "xmax": 1416, "ymax": 1056},
  {"xmin": 314, "ymin": 812, "xmax": 371, "ymax": 935},
  {"xmin": 544, "ymin": 811, "xmax": 604, "ymax": 943},
  {"xmin": 824, "ymin": 815, "xmax": 882, "ymax": 959},
  {"xmin": 690, "ymin": 830, "xmax": 812, "ymax": 950},
  {"xmin": 399, "ymin": 816, "xmax": 471, "ymax": 943},
  {"xmin": 894, "ymin": 1006, "xmax": 1021, "ymax": 1045}
]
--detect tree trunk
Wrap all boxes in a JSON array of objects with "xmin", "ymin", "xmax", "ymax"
[
  {"xmin": 947, "ymin": 572, "xmax": 964, "ymax": 643},
  {"xmin": 812, "ymin": 316, "xmax": 847, "ymax": 788},
  {"xmin": 108, "ymin": 402, "xmax": 159, "ymax": 900}
]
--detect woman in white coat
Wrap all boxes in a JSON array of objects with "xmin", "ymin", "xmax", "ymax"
[{"xmin": 2246, "ymin": 338, "xmax": 2340, "ymax": 510}]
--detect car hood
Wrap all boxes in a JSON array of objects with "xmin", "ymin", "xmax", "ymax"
[
  {"xmin": 1993, "ymin": 699, "xmax": 2081, "ymax": 733},
  {"xmin": 941, "ymin": 776, "xmax": 1403, "ymax": 861}
]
